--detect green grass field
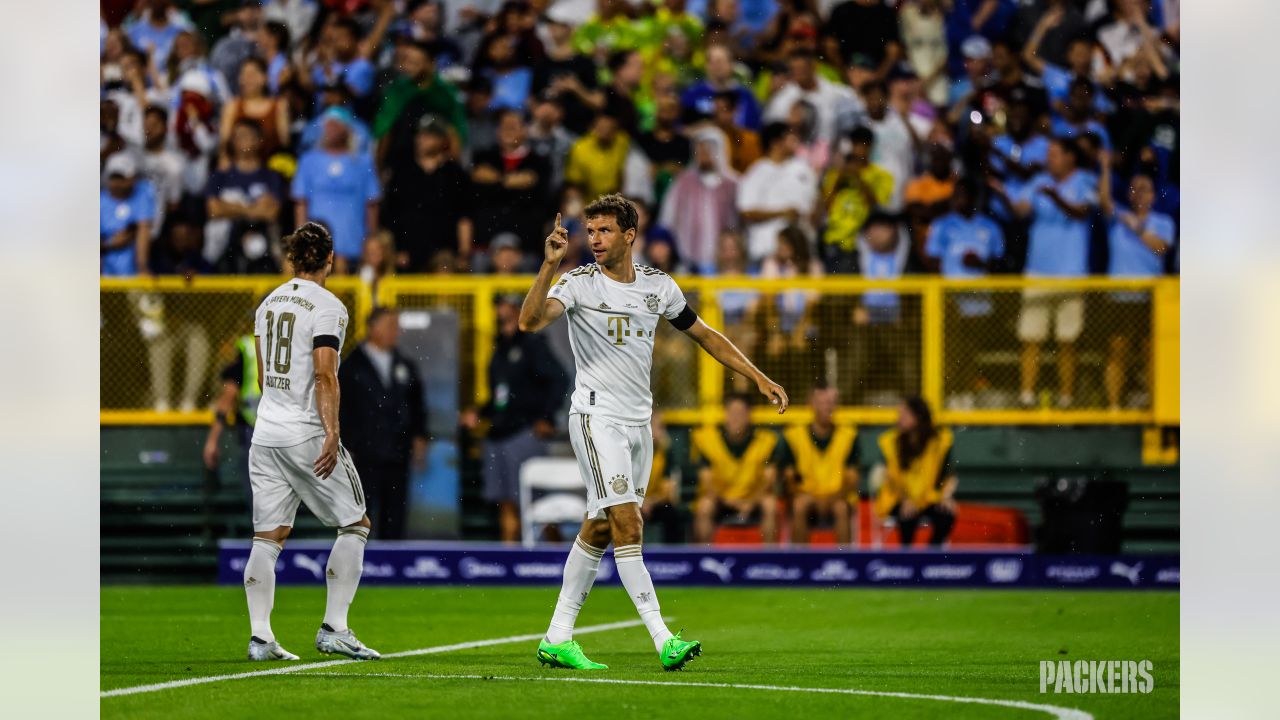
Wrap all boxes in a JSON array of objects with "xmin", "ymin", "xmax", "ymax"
[{"xmin": 101, "ymin": 586, "xmax": 1177, "ymax": 719}]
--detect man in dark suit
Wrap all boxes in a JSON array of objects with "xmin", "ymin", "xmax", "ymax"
[{"xmin": 339, "ymin": 308, "xmax": 429, "ymax": 540}]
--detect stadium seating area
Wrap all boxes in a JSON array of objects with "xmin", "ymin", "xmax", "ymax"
[{"xmin": 101, "ymin": 0, "xmax": 1179, "ymax": 283}]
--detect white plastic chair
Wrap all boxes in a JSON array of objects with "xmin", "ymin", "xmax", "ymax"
[{"xmin": 519, "ymin": 457, "xmax": 587, "ymax": 548}]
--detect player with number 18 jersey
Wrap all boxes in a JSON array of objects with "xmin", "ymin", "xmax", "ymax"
[{"xmin": 240, "ymin": 222, "xmax": 379, "ymax": 664}]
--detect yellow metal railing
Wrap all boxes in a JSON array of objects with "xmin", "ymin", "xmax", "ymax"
[{"xmin": 100, "ymin": 275, "xmax": 1179, "ymax": 427}]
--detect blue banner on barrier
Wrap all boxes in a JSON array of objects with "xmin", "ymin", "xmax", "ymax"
[{"xmin": 217, "ymin": 542, "xmax": 1178, "ymax": 590}]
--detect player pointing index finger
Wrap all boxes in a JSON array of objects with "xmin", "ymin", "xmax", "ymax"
[{"xmin": 516, "ymin": 193, "xmax": 787, "ymax": 673}]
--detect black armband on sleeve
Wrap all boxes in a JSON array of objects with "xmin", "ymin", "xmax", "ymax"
[
  {"xmin": 314, "ymin": 335, "xmax": 341, "ymax": 351},
  {"xmin": 668, "ymin": 305, "xmax": 698, "ymax": 331}
]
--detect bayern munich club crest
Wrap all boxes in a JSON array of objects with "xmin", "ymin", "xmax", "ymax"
[
  {"xmin": 611, "ymin": 474, "xmax": 629, "ymax": 494},
  {"xmin": 644, "ymin": 293, "xmax": 660, "ymax": 313}
]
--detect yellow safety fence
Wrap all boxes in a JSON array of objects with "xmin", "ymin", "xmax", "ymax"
[{"xmin": 100, "ymin": 275, "xmax": 1179, "ymax": 427}]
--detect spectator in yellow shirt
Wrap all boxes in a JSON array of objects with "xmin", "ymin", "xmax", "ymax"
[
  {"xmin": 775, "ymin": 382, "xmax": 860, "ymax": 545},
  {"xmin": 564, "ymin": 112, "xmax": 630, "ymax": 200},
  {"xmin": 692, "ymin": 394, "xmax": 780, "ymax": 543},
  {"xmin": 874, "ymin": 396, "xmax": 958, "ymax": 547},
  {"xmin": 821, "ymin": 126, "xmax": 894, "ymax": 272}
]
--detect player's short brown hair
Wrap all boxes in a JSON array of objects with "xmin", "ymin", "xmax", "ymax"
[
  {"xmin": 283, "ymin": 222, "xmax": 333, "ymax": 273},
  {"xmin": 583, "ymin": 193, "xmax": 638, "ymax": 236}
]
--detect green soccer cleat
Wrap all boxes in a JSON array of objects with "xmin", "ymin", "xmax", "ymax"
[
  {"xmin": 537, "ymin": 639, "xmax": 608, "ymax": 670},
  {"xmin": 660, "ymin": 630, "xmax": 702, "ymax": 671}
]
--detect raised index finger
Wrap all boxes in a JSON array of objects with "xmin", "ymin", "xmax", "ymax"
[{"xmin": 555, "ymin": 212, "xmax": 562, "ymax": 230}]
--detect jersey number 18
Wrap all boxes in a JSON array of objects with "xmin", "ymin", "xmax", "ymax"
[{"xmin": 263, "ymin": 310, "xmax": 296, "ymax": 374}]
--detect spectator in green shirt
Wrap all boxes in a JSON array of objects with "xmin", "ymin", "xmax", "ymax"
[
  {"xmin": 374, "ymin": 39, "xmax": 467, "ymax": 168},
  {"xmin": 572, "ymin": 0, "xmax": 641, "ymax": 60}
]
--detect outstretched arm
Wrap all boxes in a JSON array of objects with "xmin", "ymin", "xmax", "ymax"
[
  {"xmin": 519, "ymin": 214, "xmax": 570, "ymax": 333},
  {"xmin": 683, "ymin": 319, "xmax": 789, "ymax": 413}
]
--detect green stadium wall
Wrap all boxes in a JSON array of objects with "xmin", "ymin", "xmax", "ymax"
[{"xmin": 101, "ymin": 425, "xmax": 1178, "ymax": 582}]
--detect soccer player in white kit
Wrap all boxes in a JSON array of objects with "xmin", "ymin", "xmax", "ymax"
[
  {"xmin": 520, "ymin": 195, "xmax": 789, "ymax": 671},
  {"xmin": 241, "ymin": 223, "xmax": 380, "ymax": 661}
]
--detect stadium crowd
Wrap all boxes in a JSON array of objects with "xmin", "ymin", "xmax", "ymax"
[
  {"xmin": 101, "ymin": 0, "xmax": 1179, "ymax": 278},
  {"xmin": 102, "ymin": 0, "xmax": 1179, "ymax": 410}
]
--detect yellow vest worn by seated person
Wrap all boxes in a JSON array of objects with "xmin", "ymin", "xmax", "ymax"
[
  {"xmin": 782, "ymin": 424, "xmax": 857, "ymax": 498},
  {"xmin": 874, "ymin": 428, "xmax": 955, "ymax": 518},
  {"xmin": 692, "ymin": 426, "xmax": 778, "ymax": 501}
]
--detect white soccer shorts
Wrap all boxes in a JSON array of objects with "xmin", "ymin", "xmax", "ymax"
[
  {"xmin": 567, "ymin": 412, "xmax": 653, "ymax": 520},
  {"xmin": 248, "ymin": 436, "xmax": 367, "ymax": 531}
]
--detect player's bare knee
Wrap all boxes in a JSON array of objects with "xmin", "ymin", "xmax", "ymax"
[
  {"xmin": 347, "ymin": 514, "xmax": 372, "ymax": 530},
  {"xmin": 580, "ymin": 518, "xmax": 611, "ymax": 548},
  {"xmin": 606, "ymin": 504, "xmax": 644, "ymax": 546}
]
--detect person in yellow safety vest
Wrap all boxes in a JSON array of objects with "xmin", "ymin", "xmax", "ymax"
[
  {"xmin": 204, "ymin": 334, "xmax": 260, "ymax": 490},
  {"xmin": 775, "ymin": 381, "xmax": 860, "ymax": 545},
  {"xmin": 874, "ymin": 396, "xmax": 958, "ymax": 547},
  {"xmin": 692, "ymin": 394, "xmax": 780, "ymax": 543}
]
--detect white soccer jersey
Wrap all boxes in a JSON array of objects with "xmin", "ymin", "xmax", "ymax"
[
  {"xmin": 548, "ymin": 263, "xmax": 690, "ymax": 425},
  {"xmin": 251, "ymin": 277, "xmax": 349, "ymax": 447}
]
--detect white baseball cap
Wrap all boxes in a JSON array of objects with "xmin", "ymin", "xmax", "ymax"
[
  {"xmin": 104, "ymin": 152, "xmax": 139, "ymax": 178},
  {"xmin": 961, "ymin": 35, "xmax": 993, "ymax": 60}
]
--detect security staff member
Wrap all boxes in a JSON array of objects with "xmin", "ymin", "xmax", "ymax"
[
  {"xmin": 461, "ymin": 294, "xmax": 568, "ymax": 543},
  {"xmin": 775, "ymin": 381, "xmax": 860, "ymax": 545},
  {"xmin": 339, "ymin": 308, "xmax": 429, "ymax": 540},
  {"xmin": 204, "ymin": 334, "xmax": 260, "ymax": 491},
  {"xmin": 874, "ymin": 396, "xmax": 958, "ymax": 546},
  {"xmin": 692, "ymin": 394, "xmax": 780, "ymax": 544}
]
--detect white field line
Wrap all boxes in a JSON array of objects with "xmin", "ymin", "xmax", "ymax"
[
  {"xmin": 296, "ymin": 672, "xmax": 1095, "ymax": 720},
  {"xmin": 100, "ymin": 618, "xmax": 646, "ymax": 699}
]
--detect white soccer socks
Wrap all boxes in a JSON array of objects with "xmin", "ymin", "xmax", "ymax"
[
  {"xmin": 546, "ymin": 536, "xmax": 606, "ymax": 644},
  {"xmin": 322, "ymin": 526, "xmax": 369, "ymax": 632},
  {"xmin": 244, "ymin": 537, "xmax": 282, "ymax": 642},
  {"xmin": 614, "ymin": 544, "xmax": 674, "ymax": 651}
]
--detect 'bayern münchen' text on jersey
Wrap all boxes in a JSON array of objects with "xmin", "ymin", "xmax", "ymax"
[
  {"xmin": 548, "ymin": 263, "xmax": 689, "ymax": 425},
  {"xmin": 251, "ymin": 278, "xmax": 349, "ymax": 447}
]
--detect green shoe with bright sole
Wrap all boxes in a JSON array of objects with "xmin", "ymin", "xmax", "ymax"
[
  {"xmin": 537, "ymin": 638, "xmax": 608, "ymax": 670},
  {"xmin": 660, "ymin": 630, "xmax": 702, "ymax": 671}
]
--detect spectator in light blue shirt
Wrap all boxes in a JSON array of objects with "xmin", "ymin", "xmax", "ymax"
[
  {"xmin": 926, "ymin": 179, "xmax": 1005, "ymax": 405},
  {"xmin": 299, "ymin": 87, "xmax": 374, "ymax": 156},
  {"xmin": 125, "ymin": 0, "xmax": 194, "ymax": 70},
  {"xmin": 990, "ymin": 137, "xmax": 1097, "ymax": 409},
  {"xmin": 1050, "ymin": 78, "xmax": 1112, "ymax": 151},
  {"xmin": 292, "ymin": 109, "xmax": 382, "ymax": 272},
  {"xmin": 989, "ymin": 98, "xmax": 1049, "ymax": 220},
  {"xmin": 926, "ymin": 180, "xmax": 1005, "ymax": 282},
  {"xmin": 307, "ymin": 17, "xmax": 376, "ymax": 104},
  {"xmin": 994, "ymin": 138, "xmax": 1097, "ymax": 277},
  {"xmin": 482, "ymin": 36, "xmax": 534, "ymax": 111},
  {"xmin": 1024, "ymin": 33, "xmax": 1114, "ymax": 119},
  {"xmin": 100, "ymin": 154, "xmax": 157, "ymax": 277},
  {"xmin": 1099, "ymin": 154, "xmax": 1175, "ymax": 409}
]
